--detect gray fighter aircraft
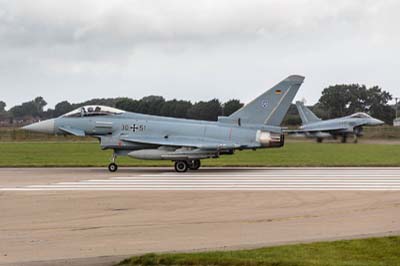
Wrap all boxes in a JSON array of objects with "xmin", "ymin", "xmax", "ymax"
[
  {"xmin": 23, "ymin": 75, "xmax": 304, "ymax": 172},
  {"xmin": 288, "ymin": 101, "xmax": 384, "ymax": 143}
]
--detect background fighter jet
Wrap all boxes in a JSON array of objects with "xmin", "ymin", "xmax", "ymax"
[
  {"xmin": 23, "ymin": 75, "xmax": 304, "ymax": 172},
  {"xmin": 288, "ymin": 101, "xmax": 384, "ymax": 143}
]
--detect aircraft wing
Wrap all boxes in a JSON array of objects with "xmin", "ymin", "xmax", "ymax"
[
  {"xmin": 284, "ymin": 129, "xmax": 307, "ymax": 135},
  {"xmin": 120, "ymin": 135, "xmax": 242, "ymax": 150}
]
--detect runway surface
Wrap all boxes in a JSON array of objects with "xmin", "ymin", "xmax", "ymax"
[
  {"xmin": 2, "ymin": 167, "xmax": 400, "ymax": 191},
  {"xmin": 1, "ymin": 167, "xmax": 400, "ymax": 266}
]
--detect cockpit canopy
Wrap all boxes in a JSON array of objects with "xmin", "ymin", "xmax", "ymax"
[
  {"xmin": 62, "ymin": 105, "xmax": 125, "ymax": 118},
  {"xmin": 349, "ymin": 112, "xmax": 372, "ymax": 119}
]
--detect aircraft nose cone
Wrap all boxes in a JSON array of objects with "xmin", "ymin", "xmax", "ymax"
[
  {"xmin": 373, "ymin": 119, "xmax": 385, "ymax": 126},
  {"xmin": 22, "ymin": 119, "xmax": 55, "ymax": 134}
]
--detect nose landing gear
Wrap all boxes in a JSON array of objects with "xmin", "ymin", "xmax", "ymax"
[
  {"xmin": 108, "ymin": 153, "xmax": 118, "ymax": 172},
  {"xmin": 108, "ymin": 163, "xmax": 118, "ymax": 172}
]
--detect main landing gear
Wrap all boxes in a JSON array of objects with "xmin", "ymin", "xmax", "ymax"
[
  {"xmin": 174, "ymin": 160, "xmax": 201, "ymax": 173},
  {"xmin": 189, "ymin": 160, "xmax": 201, "ymax": 171},
  {"xmin": 106, "ymin": 154, "xmax": 202, "ymax": 173},
  {"xmin": 108, "ymin": 153, "xmax": 118, "ymax": 172}
]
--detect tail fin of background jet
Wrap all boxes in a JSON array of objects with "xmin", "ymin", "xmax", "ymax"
[
  {"xmin": 228, "ymin": 75, "xmax": 304, "ymax": 126},
  {"xmin": 295, "ymin": 101, "xmax": 321, "ymax": 125}
]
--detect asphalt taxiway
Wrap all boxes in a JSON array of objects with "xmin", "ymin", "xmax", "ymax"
[{"xmin": 1, "ymin": 167, "xmax": 400, "ymax": 265}]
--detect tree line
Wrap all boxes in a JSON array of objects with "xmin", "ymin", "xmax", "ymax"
[
  {"xmin": 0, "ymin": 84, "xmax": 396, "ymax": 125},
  {"xmin": 0, "ymin": 96, "xmax": 244, "ymax": 124},
  {"xmin": 285, "ymin": 84, "xmax": 395, "ymax": 125}
]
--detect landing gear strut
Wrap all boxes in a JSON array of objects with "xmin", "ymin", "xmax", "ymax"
[
  {"xmin": 341, "ymin": 135, "xmax": 348, "ymax": 143},
  {"xmin": 108, "ymin": 153, "xmax": 118, "ymax": 172}
]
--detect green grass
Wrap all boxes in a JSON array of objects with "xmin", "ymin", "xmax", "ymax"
[
  {"xmin": 1, "ymin": 142, "xmax": 400, "ymax": 167},
  {"xmin": 0, "ymin": 127, "xmax": 88, "ymax": 142},
  {"xmin": 118, "ymin": 236, "xmax": 400, "ymax": 266}
]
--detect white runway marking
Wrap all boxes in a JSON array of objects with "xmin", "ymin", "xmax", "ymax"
[
  {"xmin": 3, "ymin": 170, "xmax": 400, "ymax": 191},
  {"xmin": 139, "ymin": 174, "xmax": 400, "ymax": 177}
]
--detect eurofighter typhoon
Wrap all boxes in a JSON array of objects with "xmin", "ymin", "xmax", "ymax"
[
  {"xmin": 289, "ymin": 101, "xmax": 384, "ymax": 143},
  {"xmin": 23, "ymin": 75, "xmax": 304, "ymax": 172}
]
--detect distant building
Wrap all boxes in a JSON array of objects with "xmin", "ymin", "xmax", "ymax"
[{"xmin": 394, "ymin": 118, "xmax": 400, "ymax": 127}]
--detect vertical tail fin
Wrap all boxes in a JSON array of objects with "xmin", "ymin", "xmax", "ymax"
[
  {"xmin": 229, "ymin": 75, "xmax": 304, "ymax": 126},
  {"xmin": 295, "ymin": 101, "xmax": 321, "ymax": 124}
]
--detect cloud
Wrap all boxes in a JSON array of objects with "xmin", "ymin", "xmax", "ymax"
[
  {"xmin": 1, "ymin": 0, "xmax": 386, "ymax": 48},
  {"xmin": 0, "ymin": 0, "xmax": 399, "ymax": 107}
]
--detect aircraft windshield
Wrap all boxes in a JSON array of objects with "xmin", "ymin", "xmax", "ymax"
[
  {"xmin": 350, "ymin": 113, "xmax": 372, "ymax": 119},
  {"xmin": 62, "ymin": 106, "xmax": 125, "ymax": 118}
]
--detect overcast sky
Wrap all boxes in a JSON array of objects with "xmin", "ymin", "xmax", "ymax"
[{"xmin": 1, "ymin": 0, "xmax": 399, "ymax": 109}]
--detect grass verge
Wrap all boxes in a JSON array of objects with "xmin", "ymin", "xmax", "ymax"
[
  {"xmin": 117, "ymin": 236, "xmax": 400, "ymax": 266},
  {"xmin": 1, "ymin": 142, "xmax": 400, "ymax": 167}
]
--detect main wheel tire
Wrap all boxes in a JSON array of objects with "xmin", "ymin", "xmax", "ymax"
[
  {"xmin": 108, "ymin": 163, "xmax": 118, "ymax": 172},
  {"xmin": 316, "ymin": 138, "xmax": 323, "ymax": 143},
  {"xmin": 189, "ymin": 160, "xmax": 201, "ymax": 170},
  {"xmin": 174, "ymin": 161, "xmax": 188, "ymax": 173}
]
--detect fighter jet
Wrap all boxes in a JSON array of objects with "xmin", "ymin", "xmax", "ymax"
[
  {"xmin": 23, "ymin": 75, "xmax": 304, "ymax": 172},
  {"xmin": 288, "ymin": 101, "xmax": 384, "ymax": 143}
]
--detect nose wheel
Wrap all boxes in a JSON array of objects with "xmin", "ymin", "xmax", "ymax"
[
  {"xmin": 108, "ymin": 153, "xmax": 118, "ymax": 172},
  {"xmin": 108, "ymin": 163, "xmax": 118, "ymax": 172}
]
